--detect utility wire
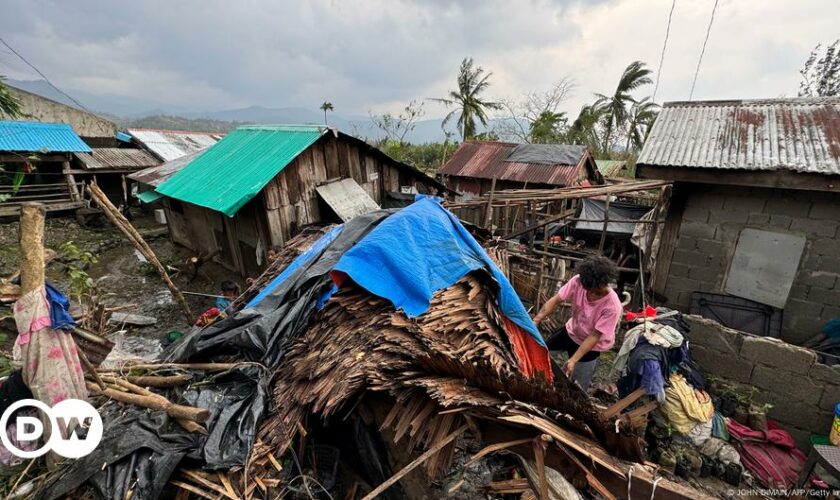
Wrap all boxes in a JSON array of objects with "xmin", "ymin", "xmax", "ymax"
[
  {"xmin": 652, "ymin": 0, "xmax": 677, "ymax": 103},
  {"xmin": 0, "ymin": 37, "xmax": 91, "ymax": 112},
  {"xmin": 689, "ymin": 0, "xmax": 720, "ymax": 100}
]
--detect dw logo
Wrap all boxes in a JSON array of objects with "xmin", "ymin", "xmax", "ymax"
[{"xmin": 0, "ymin": 399, "xmax": 103, "ymax": 459}]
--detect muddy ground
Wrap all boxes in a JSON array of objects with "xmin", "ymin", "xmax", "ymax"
[{"xmin": 0, "ymin": 210, "xmax": 241, "ymax": 357}]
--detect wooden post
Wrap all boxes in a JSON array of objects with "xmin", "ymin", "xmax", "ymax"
[
  {"xmin": 88, "ymin": 183, "xmax": 194, "ymax": 325},
  {"xmin": 598, "ymin": 196, "xmax": 611, "ymax": 253},
  {"xmin": 63, "ymin": 159, "xmax": 81, "ymax": 203},
  {"xmin": 535, "ymin": 256, "xmax": 545, "ymax": 309},
  {"xmin": 483, "ymin": 177, "xmax": 497, "ymax": 230},
  {"xmin": 19, "ymin": 203, "xmax": 45, "ymax": 295}
]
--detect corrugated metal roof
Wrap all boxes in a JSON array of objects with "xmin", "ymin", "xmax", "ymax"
[
  {"xmin": 126, "ymin": 128, "xmax": 222, "ymax": 161},
  {"xmin": 156, "ymin": 125, "xmax": 327, "ymax": 216},
  {"xmin": 128, "ymin": 149, "xmax": 204, "ymax": 187},
  {"xmin": 638, "ymin": 97, "xmax": 840, "ymax": 175},
  {"xmin": 75, "ymin": 148, "xmax": 161, "ymax": 171},
  {"xmin": 596, "ymin": 159, "xmax": 636, "ymax": 179},
  {"xmin": 439, "ymin": 140, "xmax": 589, "ymax": 186},
  {"xmin": 0, "ymin": 121, "xmax": 91, "ymax": 153}
]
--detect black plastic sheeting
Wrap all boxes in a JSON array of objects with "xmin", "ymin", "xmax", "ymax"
[
  {"xmin": 37, "ymin": 365, "xmax": 266, "ymax": 500},
  {"xmin": 39, "ymin": 210, "xmax": 394, "ymax": 500},
  {"xmin": 164, "ymin": 209, "xmax": 393, "ymax": 367},
  {"xmin": 505, "ymin": 144, "xmax": 586, "ymax": 166}
]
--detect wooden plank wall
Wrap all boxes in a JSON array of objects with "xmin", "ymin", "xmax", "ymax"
[
  {"xmin": 164, "ymin": 134, "xmax": 441, "ymax": 275},
  {"xmin": 261, "ymin": 134, "xmax": 436, "ymax": 246}
]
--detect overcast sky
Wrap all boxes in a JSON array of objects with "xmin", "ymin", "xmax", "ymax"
[{"xmin": 1, "ymin": 0, "xmax": 837, "ymax": 119}]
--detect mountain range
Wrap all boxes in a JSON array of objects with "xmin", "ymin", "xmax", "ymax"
[{"xmin": 6, "ymin": 79, "xmax": 480, "ymax": 143}]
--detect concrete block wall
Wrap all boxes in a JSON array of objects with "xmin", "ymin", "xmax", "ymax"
[
  {"xmin": 687, "ymin": 315, "xmax": 839, "ymax": 449},
  {"xmin": 663, "ymin": 184, "xmax": 840, "ymax": 344}
]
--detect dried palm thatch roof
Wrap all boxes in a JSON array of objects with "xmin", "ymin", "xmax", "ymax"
[{"xmin": 252, "ymin": 273, "xmax": 608, "ymax": 477}]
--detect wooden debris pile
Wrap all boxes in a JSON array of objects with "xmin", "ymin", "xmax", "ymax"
[{"xmin": 246, "ymin": 270, "xmax": 650, "ymax": 497}]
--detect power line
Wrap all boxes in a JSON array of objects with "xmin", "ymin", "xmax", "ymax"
[
  {"xmin": 0, "ymin": 37, "xmax": 91, "ymax": 112},
  {"xmin": 689, "ymin": 0, "xmax": 720, "ymax": 100},
  {"xmin": 652, "ymin": 0, "xmax": 677, "ymax": 103}
]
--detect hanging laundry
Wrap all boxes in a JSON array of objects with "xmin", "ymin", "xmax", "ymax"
[{"xmin": 14, "ymin": 287, "xmax": 87, "ymax": 408}]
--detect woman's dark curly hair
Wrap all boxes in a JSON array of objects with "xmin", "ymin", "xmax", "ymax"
[{"xmin": 577, "ymin": 255, "xmax": 617, "ymax": 290}]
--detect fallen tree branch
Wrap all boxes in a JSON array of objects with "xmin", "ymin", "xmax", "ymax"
[
  {"xmin": 88, "ymin": 183, "xmax": 194, "ymax": 324},
  {"xmin": 86, "ymin": 381, "xmax": 209, "ymax": 423}
]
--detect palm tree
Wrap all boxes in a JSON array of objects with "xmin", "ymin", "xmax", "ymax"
[
  {"xmin": 320, "ymin": 101, "xmax": 334, "ymax": 125},
  {"xmin": 594, "ymin": 61, "xmax": 652, "ymax": 153},
  {"xmin": 624, "ymin": 97, "xmax": 659, "ymax": 152},
  {"xmin": 565, "ymin": 105, "xmax": 604, "ymax": 155},
  {"xmin": 432, "ymin": 58, "xmax": 502, "ymax": 140},
  {"xmin": 529, "ymin": 110, "xmax": 567, "ymax": 144}
]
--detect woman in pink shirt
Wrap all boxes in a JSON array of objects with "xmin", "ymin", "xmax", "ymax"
[{"xmin": 533, "ymin": 255, "xmax": 622, "ymax": 390}]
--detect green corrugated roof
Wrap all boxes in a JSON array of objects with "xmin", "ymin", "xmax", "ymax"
[
  {"xmin": 155, "ymin": 125, "xmax": 326, "ymax": 216},
  {"xmin": 595, "ymin": 159, "xmax": 636, "ymax": 179},
  {"xmin": 137, "ymin": 190, "xmax": 162, "ymax": 203}
]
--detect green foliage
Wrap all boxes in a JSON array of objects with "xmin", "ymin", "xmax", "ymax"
[
  {"xmin": 594, "ymin": 60, "xmax": 653, "ymax": 153},
  {"xmin": 799, "ymin": 40, "xmax": 840, "ymax": 97},
  {"xmin": 433, "ymin": 57, "xmax": 502, "ymax": 140},
  {"xmin": 137, "ymin": 261, "xmax": 157, "ymax": 276},
  {"xmin": 59, "ymin": 241, "xmax": 97, "ymax": 304},
  {"xmin": 378, "ymin": 139, "xmax": 458, "ymax": 175},
  {"xmin": 529, "ymin": 110, "xmax": 569, "ymax": 144},
  {"xmin": 0, "ymin": 76, "xmax": 23, "ymax": 119}
]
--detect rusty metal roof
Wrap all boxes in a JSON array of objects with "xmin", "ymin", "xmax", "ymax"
[
  {"xmin": 638, "ymin": 97, "xmax": 840, "ymax": 175},
  {"xmin": 126, "ymin": 128, "xmax": 222, "ymax": 161},
  {"xmin": 439, "ymin": 140, "xmax": 596, "ymax": 186},
  {"xmin": 75, "ymin": 148, "xmax": 161, "ymax": 171}
]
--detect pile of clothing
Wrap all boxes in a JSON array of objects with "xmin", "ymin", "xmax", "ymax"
[
  {"xmin": 613, "ymin": 308, "xmax": 704, "ymax": 402},
  {"xmin": 613, "ymin": 308, "xmax": 821, "ymax": 489},
  {"xmin": 614, "ymin": 309, "xmax": 745, "ymax": 483}
]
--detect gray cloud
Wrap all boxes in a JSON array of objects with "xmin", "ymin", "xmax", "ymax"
[{"xmin": 0, "ymin": 0, "xmax": 837, "ymax": 118}]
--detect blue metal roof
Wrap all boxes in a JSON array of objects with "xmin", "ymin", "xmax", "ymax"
[
  {"xmin": 115, "ymin": 131, "xmax": 132, "ymax": 143},
  {"xmin": 0, "ymin": 121, "xmax": 91, "ymax": 153}
]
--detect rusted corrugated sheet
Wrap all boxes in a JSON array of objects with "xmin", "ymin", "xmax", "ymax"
[
  {"xmin": 127, "ymin": 128, "xmax": 222, "ymax": 161},
  {"xmin": 75, "ymin": 148, "xmax": 161, "ymax": 171},
  {"xmin": 439, "ymin": 140, "xmax": 586, "ymax": 186},
  {"xmin": 638, "ymin": 97, "xmax": 840, "ymax": 175}
]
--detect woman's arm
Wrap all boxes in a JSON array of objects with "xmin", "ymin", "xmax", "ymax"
[
  {"xmin": 532, "ymin": 293, "xmax": 564, "ymax": 324},
  {"xmin": 564, "ymin": 330, "xmax": 602, "ymax": 376}
]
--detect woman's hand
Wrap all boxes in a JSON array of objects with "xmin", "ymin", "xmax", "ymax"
[{"xmin": 563, "ymin": 359, "xmax": 576, "ymax": 378}]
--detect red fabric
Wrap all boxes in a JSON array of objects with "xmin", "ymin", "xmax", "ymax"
[
  {"xmin": 503, "ymin": 317, "xmax": 554, "ymax": 382},
  {"xmin": 195, "ymin": 307, "xmax": 223, "ymax": 327},
  {"xmin": 625, "ymin": 305, "xmax": 657, "ymax": 322},
  {"xmin": 727, "ymin": 419, "xmax": 807, "ymax": 488}
]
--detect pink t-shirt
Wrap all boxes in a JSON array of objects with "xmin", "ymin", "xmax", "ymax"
[{"xmin": 557, "ymin": 275, "xmax": 622, "ymax": 351}]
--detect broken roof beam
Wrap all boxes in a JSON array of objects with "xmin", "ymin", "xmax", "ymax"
[{"xmin": 446, "ymin": 180, "xmax": 672, "ymax": 208}]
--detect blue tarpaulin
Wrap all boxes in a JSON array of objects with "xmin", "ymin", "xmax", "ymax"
[
  {"xmin": 333, "ymin": 197, "xmax": 545, "ymax": 346},
  {"xmin": 45, "ymin": 282, "xmax": 76, "ymax": 331}
]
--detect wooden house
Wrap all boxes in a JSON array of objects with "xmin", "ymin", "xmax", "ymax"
[{"xmin": 144, "ymin": 125, "xmax": 449, "ymax": 276}]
